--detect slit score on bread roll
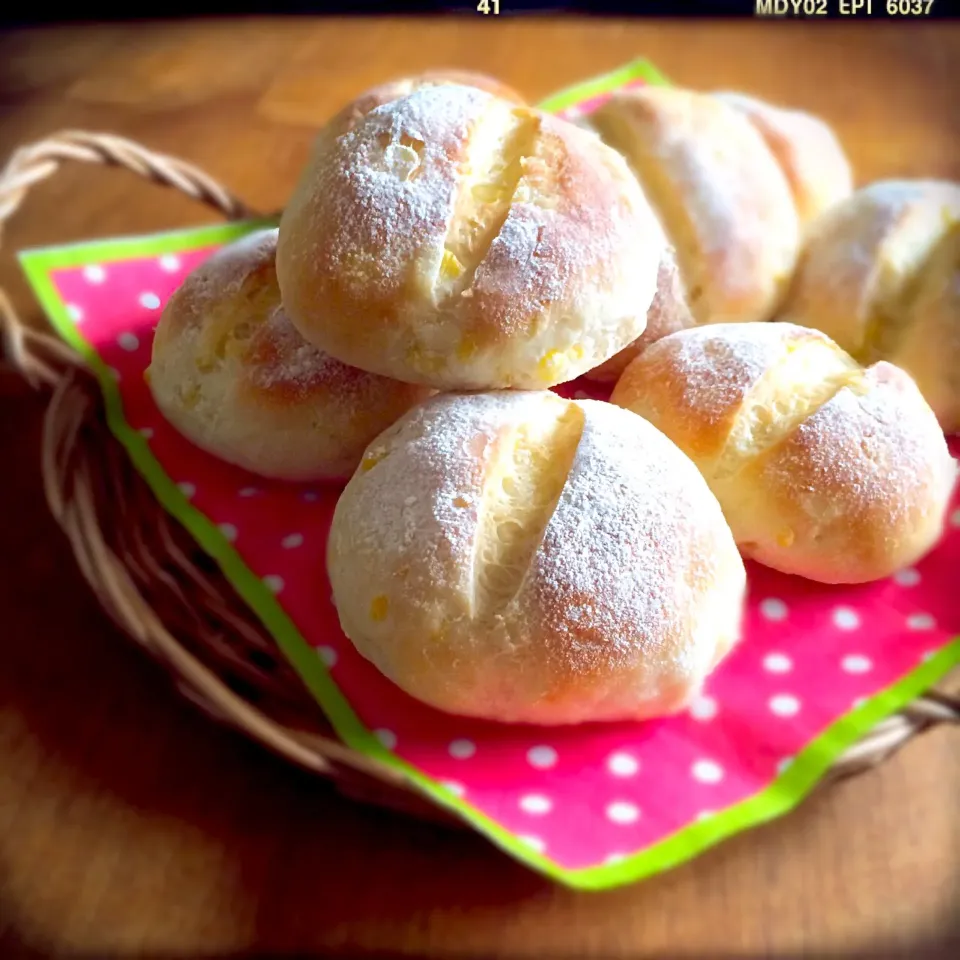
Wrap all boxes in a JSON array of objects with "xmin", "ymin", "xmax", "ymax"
[
  {"xmin": 327, "ymin": 391, "xmax": 746, "ymax": 725},
  {"xmin": 611, "ymin": 323, "xmax": 957, "ymax": 584},
  {"xmin": 148, "ymin": 229, "xmax": 433, "ymax": 481},
  {"xmin": 276, "ymin": 84, "xmax": 664, "ymax": 390},
  {"xmin": 582, "ymin": 88, "xmax": 852, "ymax": 384},
  {"xmin": 780, "ymin": 180, "xmax": 960, "ymax": 434}
]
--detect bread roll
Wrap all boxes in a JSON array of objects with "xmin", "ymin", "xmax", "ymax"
[
  {"xmin": 328, "ymin": 390, "xmax": 746, "ymax": 725},
  {"xmin": 781, "ymin": 180, "xmax": 960, "ymax": 433},
  {"xmin": 277, "ymin": 84, "xmax": 663, "ymax": 390},
  {"xmin": 713, "ymin": 92, "xmax": 853, "ymax": 227},
  {"xmin": 584, "ymin": 244, "xmax": 696, "ymax": 383},
  {"xmin": 611, "ymin": 323, "xmax": 956, "ymax": 584},
  {"xmin": 587, "ymin": 87, "xmax": 802, "ymax": 327},
  {"xmin": 148, "ymin": 229, "xmax": 432, "ymax": 481}
]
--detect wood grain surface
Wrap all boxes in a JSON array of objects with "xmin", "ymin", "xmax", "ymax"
[{"xmin": 1, "ymin": 16, "xmax": 959, "ymax": 959}]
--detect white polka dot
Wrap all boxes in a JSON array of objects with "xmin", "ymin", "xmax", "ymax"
[
  {"xmin": 526, "ymin": 745, "xmax": 557, "ymax": 769},
  {"xmin": 441, "ymin": 780, "xmax": 465, "ymax": 797},
  {"xmin": 907, "ymin": 613, "xmax": 936, "ymax": 631},
  {"xmin": 448, "ymin": 738, "xmax": 476, "ymax": 760},
  {"xmin": 159, "ymin": 254, "xmax": 181, "ymax": 272},
  {"xmin": 301, "ymin": 490, "xmax": 319, "ymax": 503},
  {"xmin": 177, "ymin": 481, "xmax": 196, "ymax": 499},
  {"xmin": 117, "ymin": 332, "xmax": 139, "ymax": 352},
  {"xmin": 264, "ymin": 575, "xmax": 284, "ymax": 594},
  {"xmin": 218, "ymin": 523, "xmax": 238, "ymax": 542},
  {"xmin": 519, "ymin": 794, "xmax": 552, "ymax": 815},
  {"xmin": 893, "ymin": 568, "xmax": 921, "ymax": 587},
  {"xmin": 604, "ymin": 852, "xmax": 626, "ymax": 865},
  {"xmin": 238, "ymin": 486, "xmax": 260, "ymax": 497},
  {"xmin": 832, "ymin": 607, "xmax": 861, "ymax": 631},
  {"xmin": 573, "ymin": 389, "xmax": 591, "ymax": 400},
  {"xmin": 692, "ymin": 759, "xmax": 724, "ymax": 784},
  {"xmin": 760, "ymin": 598, "xmax": 788, "ymax": 621},
  {"xmin": 318, "ymin": 645, "xmax": 337, "ymax": 668},
  {"xmin": 374, "ymin": 728, "xmax": 397, "ymax": 750},
  {"xmin": 83, "ymin": 264, "xmax": 106, "ymax": 283},
  {"xmin": 606, "ymin": 801, "xmax": 640, "ymax": 825},
  {"xmin": 769, "ymin": 694, "xmax": 801, "ymax": 717},
  {"xmin": 950, "ymin": 509, "xmax": 960, "ymax": 528},
  {"xmin": 519, "ymin": 835, "xmax": 545, "ymax": 854},
  {"xmin": 138, "ymin": 427, "xmax": 154, "ymax": 439},
  {"xmin": 696, "ymin": 810, "xmax": 715, "ymax": 822},
  {"xmin": 282, "ymin": 533, "xmax": 304, "ymax": 549},
  {"xmin": 66, "ymin": 304, "xmax": 83, "ymax": 323},
  {"xmin": 777, "ymin": 757, "xmax": 793, "ymax": 774},
  {"xmin": 108, "ymin": 367, "xmax": 121, "ymax": 381},
  {"xmin": 763, "ymin": 652, "xmax": 792, "ymax": 674},
  {"xmin": 689, "ymin": 694, "xmax": 718, "ymax": 721},
  {"xmin": 842, "ymin": 654, "xmax": 872, "ymax": 674},
  {"xmin": 607, "ymin": 752, "xmax": 640, "ymax": 777},
  {"xmin": 852, "ymin": 697, "xmax": 867, "ymax": 709},
  {"xmin": 139, "ymin": 292, "xmax": 161, "ymax": 310},
  {"xmin": 921, "ymin": 649, "xmax": 936, "ymax": 662}
]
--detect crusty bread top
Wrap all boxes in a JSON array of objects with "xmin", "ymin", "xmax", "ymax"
[
  {"xmin": 588, "ymin": 87, "xmax": 800, "ymax": 326},
  {"xmin": 278, "ymin": 84, "xmax": 661, "ymax": 387},
  {"xmin": 337, "ymin": 391, "xmax": 740, "ymax": 685},
  {"xmin": 610, "ymin": 322, "xmax": 861, "ymax": 470},
  {"xmin": 714, "ymin": 91, "xmax": 853, "ymax": 226}
]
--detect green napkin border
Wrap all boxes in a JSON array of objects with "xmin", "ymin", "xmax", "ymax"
[{"xmin": 18, "ymin": 58, "xmax": 960, "ymax": 891}]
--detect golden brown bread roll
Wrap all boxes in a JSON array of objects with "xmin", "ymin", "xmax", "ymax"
[
  {"xmin": 585, "ymin": 88, "xmax": 852, "ymax": 343},
  {"xmin": 328, "ymin": 390, "xmax": 746, "ymax": 725},
  {"xmin": 611, "ymin": 323, "xmax": 956, "ymax": 584},
  {"xmin": 780, "ymin": 180, "xmax": 960, "ymax": 433},
  {"xmin": 587, "ymin": 88, "xmax": 800, "ymax": 328},
  {"xmin": 276, "ymin": 84, "xmax": 664, "ymax": 390},
  {"xmin": 148, "ymin": 229, "xmax": 432, "ymax": 481}
]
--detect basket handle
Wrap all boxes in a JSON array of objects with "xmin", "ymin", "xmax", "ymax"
[{"xmin": 0, "ymin": 129, "xmax": 256, "ymax": 389}]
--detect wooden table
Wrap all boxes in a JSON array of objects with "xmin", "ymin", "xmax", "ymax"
[{"xmin": 1, "ymin": 16, "xmax": 959, "ymax": 959}]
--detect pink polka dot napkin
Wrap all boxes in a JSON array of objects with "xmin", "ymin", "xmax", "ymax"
[{"xmin": 18, "ymin": 59, "xmax": 960, "ymax": 890}]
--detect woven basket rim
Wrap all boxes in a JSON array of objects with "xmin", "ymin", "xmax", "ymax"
[{"xmin": 1, "ymin": 129, "xmax": 957, "ymax": 825}]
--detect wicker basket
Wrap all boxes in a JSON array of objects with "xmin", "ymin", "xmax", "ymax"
[{"xmin": 1, "ymin": 131, "xmax": 958, "ymax": 826}]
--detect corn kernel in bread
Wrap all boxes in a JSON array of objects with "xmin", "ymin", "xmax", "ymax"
[
  {"xmin": 148, "ymin": 229, "xmax": 432, "ymax": 481},
  {"xmin": 328, "ymin": 391, "xmax": 745, "ymax": 724},
  {"xmin": 611, "ymin": 323, "xmax": 956, "ymax": 583}
]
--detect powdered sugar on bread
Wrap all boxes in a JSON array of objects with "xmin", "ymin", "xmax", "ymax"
[
  {"xmin": 328, "ymin": 391, "xmax": 745, "ymax": 725},
  {"xmin": 277, "ymin": 84, "xmax": 663, "ymax": 389}
]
